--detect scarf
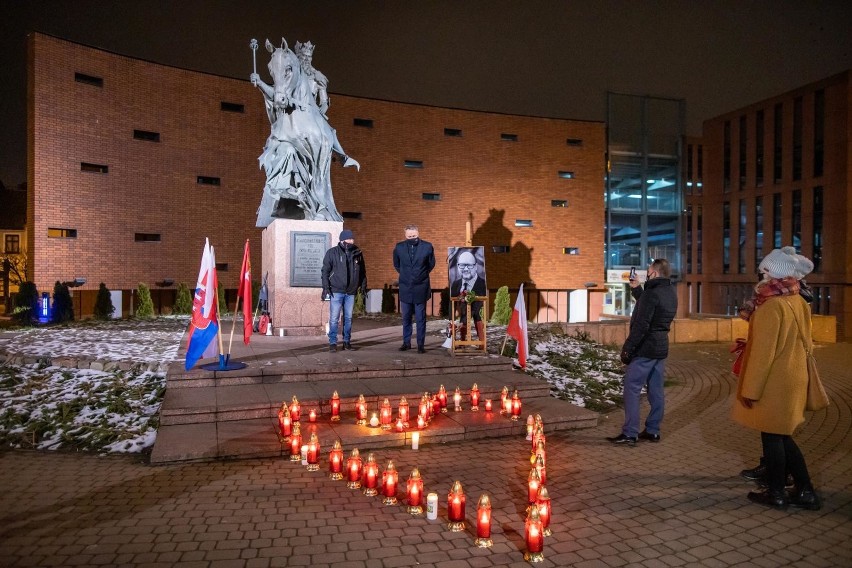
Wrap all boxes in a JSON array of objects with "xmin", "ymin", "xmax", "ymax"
[{"xmin": 738, "ymin": 276, "xmax": 800, "ymax": 321}]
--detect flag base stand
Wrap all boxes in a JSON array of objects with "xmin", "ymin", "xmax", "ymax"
[{"xmin": 200, "ymin": 354, "xmax": 248, "ymax": 371}]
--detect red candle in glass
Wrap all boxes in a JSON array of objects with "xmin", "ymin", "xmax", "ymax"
[
  {"xmin": 278, "ymin": 403, "xmax": 292, "ymax": 438},
  {"xmin": 417, "ymin": 415, "xmax": 426, "ymax": 429},
  {"xmin": 528, "ymin": 467, "xmax": 541, "ymax": 504},
  {"xmin": 406, "ymin": 468, "xmax": 424, "ymax": 514},
  {"xmin": 418, "ymin": 396, "xmax": 429, "ymax": 421},
  {"xmin": 289, "ymin": 424, "xmax": 302, "ymax": 462},
  {"xmin": 537, "ymin": 486, "xmax": 552, "ymax": 536},
  {"xmin": 355, "ymin": 394, "xmax": 368, "ymax": 425},
  {"xmin": 398, "ymin": 396, "xmax": 410, "ymax": 427},
  {"xmin": 511, "ymin": 390, "xmax": 522, "ymax": 421},
  {"xmin": 534, "ymin": 453, "xmax": 547, "ymax": 486},
  {"xmin": 470, "ymin": 383, "xmax": 480, "ymax": 411},
  {"xmin": 330, "ymin": 391, "xmax": 341, "ymax": 422},
  {"xmin": 532, "ymin": 424, "xmax": 546, "ymax": 453},
  {"xmin": 524, "ymin": 505, "xmax": 545, "ymax": 561},
  {"xmin": 499, "ymin": 386, "xmax": 509, "ymax": 415},
  {"xmin": 447, "ymin": 481, "xmax": 466, "ymax": 531},
  {"xmin": 475, "ymin": 494, "xmax": 493, "ymax": 547},
  {"xmin": 432, "ymin": 394, "xmax": 440, "ymax": 417},
  {"xmin": 381, "ymin": 460, "xmax": 398, "ymax": 504},
  {"xmin": 289, "ymin": 396, "xmax": 301, "ymax": 422},
  {"xmin": 453, "ymin": 387, "xmax": 462, "ymax": 412},
  {"xmin": 306, "ymin": 433, "xmax": 320, "ymax": 471},
  {"xmin": 346, "ymin": 448, "xmax": 362, "ymax": 489},
  {"xmin": 437, "ymin": 385, "xmax": 448, "ymax": 412},
  {"xmin": 380, "ymin": 398, "xmax": 392, "ymax": 430},
  {"xmin": 328, "ymin": 440, "xmax": 344, "ymax": 480},
  {"xmin": 485, "ymin": 399, "xmax": 492, "ymax": 412},
  {"xmin": 309, "ymin": 408, "xmax": 317, "ymax": 423},
  {"xmin": 395, "ymin": 418, "xmax": 405, "ymax": 432},
  {"xmin": 362, "ymin": 453, "xmax": 379, "ymax": 496}
]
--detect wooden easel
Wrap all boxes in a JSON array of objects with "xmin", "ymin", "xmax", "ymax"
[{"xmin": 451, "ymin": 219, "xmax": 487, "ymax": 354}]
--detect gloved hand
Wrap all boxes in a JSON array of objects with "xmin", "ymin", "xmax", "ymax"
[
  {"xmin": 322, "ymin": 290, "xmax": 332, "ymax": 301},
  {"xmin": 620, "ymin": 350, "xmax": 632, "ymax": 365}
]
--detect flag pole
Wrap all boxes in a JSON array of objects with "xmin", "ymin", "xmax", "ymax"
[
  {"xmin": 227, "ymin": 292, "xmax": 240, "ymax": 356},
  {"xmin": 500, "ymin": 333, "xmax": 509, "ymax": 356}
]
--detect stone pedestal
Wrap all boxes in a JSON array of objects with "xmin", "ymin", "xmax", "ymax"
[{"xmin": 262, "ymin": 219, "xmax": 342, "ymax": 335}]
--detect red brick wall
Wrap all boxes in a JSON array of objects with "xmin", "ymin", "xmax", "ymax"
[{"xmin": 28, "ymin": 34, "xmax": 605, "ymax": 313}]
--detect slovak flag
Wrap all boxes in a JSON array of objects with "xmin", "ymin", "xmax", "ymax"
[
  {"xmin": 185, "ymin": 238, "xmax": 220, "ymax": 370},
  {"xmin": 506, "ymin": 283, "xmax": 529, "ymax": 368},
  {"xmin": 237, "ymin": 239, "xmax": 252, "ymax": 345}
]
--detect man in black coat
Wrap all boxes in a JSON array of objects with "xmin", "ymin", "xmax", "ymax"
[
  {"xmin": 321, "ymin": 229, "xmax": 367, "ymax": 352},
  {"xmin": 393, "ymin": 225, "xmax": 435, "ymax": 353},
  {"xmin": 607, "ymin": 258, "xmax": 678, "ymax": 446}
]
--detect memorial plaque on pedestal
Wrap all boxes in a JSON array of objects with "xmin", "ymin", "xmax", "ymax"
[{"xmin": 290, "ymin": 232, "xmax": 330, "ymax": 287}]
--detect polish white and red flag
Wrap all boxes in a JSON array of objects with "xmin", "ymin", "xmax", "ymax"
[
  {"xmin": 506, "ymin": 283, "xmax": 528, "ymax": 368},
  {"xmin": 237, "ymin": 239, "xmax": 252, "ymax": 345}
]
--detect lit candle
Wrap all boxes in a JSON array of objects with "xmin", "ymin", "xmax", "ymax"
[
  {"xmin": 289, "ymin": 423, "xmax": 302, "ymax": 462},
  {"xmin": 511, "ymin": 390, "xmax": 522, "ymax": 421},
  {"xmin": 534, "ymin": 453, "xmax": 546, "ymax": 486},
  {"xmin": 417, "ymin": 415, "xmax": 426, "ymax": 429},
  {"xmin": 398, "ymin": 396, "xmax": 410, "ymax": 427},
  {"xmin": 369, "ymin": 413, "xmax": 380, "ymax": 428},
  {"xmin": 453, "ymin": 387, "xmax": 462, "ymax": 412},
  {"xmin": 418, "ymin": 396, "xmax": 429, "ymax": 422},
  {"xmin": 411, "ymin": 432, "xmax": 420, "ymax": 450},
  {"xmin": 306, "ymin": 432, "xmax": 320, "ymax": 471},
  {"xmin": 328, "ymin": 440, "xmax": 344, "ymax": 480},
  {"xmin": 537, "ymin": 486, "xmax": 552, "ymax": 537},
  {"xmin": 380, "ymin": 398, "xmax": 392, "ymax": 430},
  {"xmin": 532, "ymin": 424, "xmax": 546, "ymax": 455},
  {"xmin": 474, "ymin": 494, "xmax": 493, "ymax": 548},
  {"xmin": 406, "ymin": 468, "xmax": 424, "ymax": 515},
  {"xmin": 431, "ymin": 394, "xmax": 440, "ymax": 417},
  {"xmin": 309, "ymin": 408, "xmax": 317, "ymax": 423},
  {"xmin": 485, "ymin": 399, "xmax": 492, "ymax": 412},
  {"xmin": 447, "ymin": 481, "xmax": 466, "ymax": 532},
  {"xmin": 346, "ymin": 448, "xmax": 362, "ymax": 489},
  {"xmin": 524, "ymin": 502, "xmax": 545, "ymax": 562},
  {"xmin": 355, "ymin": 394, "xmax": 368, "ymax": 426},
  {"xmin": 437, "ymin": 385, "xmax": 448, "ymax": 413},
  {"xmin": 362, "ymin": 453, "xmax": 379, "ymax": 496},
  {"xmin": 278, "ymin": 403, "xmax": 292, "ymax": 440},
  {"xmin": 470, "ymin": 383, "xmax": 480, "ymax": 411},
  {"xmin": 381, "ymin": 460, "xmax": 398, "ymax": 505},
  {"xmin": 527, "ymin": 467, "xmax": 541, "ymax": 505},
  {"xmin": 395, "ymin": 418, "xmax": 405, "ymax": 432},
  {"xmin": 289, "ymin": 395, "xmax": 301, "ymax": 422},
  {"xmin": 499, "ymin": 386, "xmax": 509, "ymax": 415},
  {"xmin": 330, "ymin": 391, "xmax": 341, "ymax": 422},
  {"xmin": 531, "ymin": 439, "xmax": 547, "ymax": 467},
  {"xmin": 526, "ymin": 415, "xmax": 535, "ymax": 440}
]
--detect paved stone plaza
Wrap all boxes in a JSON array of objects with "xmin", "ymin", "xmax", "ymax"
[{"xmin": 0, "ymin": 340, "xmax": 850, "ymax": 567}]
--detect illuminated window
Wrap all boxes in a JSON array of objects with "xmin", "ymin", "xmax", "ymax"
[{"xmin": 48, "ymin": 228, "xmax": 77, "ymax": 239}]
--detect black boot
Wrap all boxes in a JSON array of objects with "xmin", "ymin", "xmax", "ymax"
[
  {"xmin": 740, "ymin": 458, "xmax": 766, "ymax": 481},
  {"xmin": 747, "ymin": 489, "xmax": 789, "ymax": 510},
  {"xmin": 788, "ymin": 487, "xmax": 822, "ymax": 511}
]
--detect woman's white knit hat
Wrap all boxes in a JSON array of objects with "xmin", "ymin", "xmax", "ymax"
[{"xmin": 759, "ymin": 246, "xmax": 813, "ymax": 279}]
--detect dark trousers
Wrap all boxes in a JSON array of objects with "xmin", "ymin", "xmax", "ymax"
[
  {"xmin": 761, "ymin": 432, "xmax": 812, "ymax": 493},
  {"xmin": 401, "ymin": 301, "xmax": 426, "ymax": 347}
]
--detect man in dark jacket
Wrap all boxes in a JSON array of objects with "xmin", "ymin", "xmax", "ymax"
[
  {"xmin": 321, "ymin": 229, "xmax": 367, "ymax": 352},
  {"xmin": 607, "ymin": 258, "xmax": 678, "ymax": 446},
  {"xmin": 393, "ymin": 225, "xmax": 435, "ymax": 353}
]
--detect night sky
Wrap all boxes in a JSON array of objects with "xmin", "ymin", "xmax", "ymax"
[{"xmin": 1, "ymin": 0, "xmax": 850, "ymax": 188}]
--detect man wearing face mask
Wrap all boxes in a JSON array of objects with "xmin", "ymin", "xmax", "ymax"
[
  {"xmin": 322, "ymin": 229, "xmax": 367, "ymax": 352},
  {"xmin": 393, "ymin": 225, "xmax": 436, "ymax": 353}
]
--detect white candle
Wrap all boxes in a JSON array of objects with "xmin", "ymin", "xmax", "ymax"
[
  {"xmin": 411, "ymin": 432, "xmax": 420, "ymax": 450},
  {"xmin": 369, "ymin": 413, "xmax": 380, "ymax": 428},
  {"xmin": 300, "ymin": 444, "xmax": 308, "ymax": 465},
  {"xmin": 426, "ymin": 493, "xmax": 438, "ymax": 520}
]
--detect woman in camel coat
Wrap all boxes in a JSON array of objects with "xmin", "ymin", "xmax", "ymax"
[{"xmin": 732, "ymin": 246, "xmax": 820, "ymax": 510}]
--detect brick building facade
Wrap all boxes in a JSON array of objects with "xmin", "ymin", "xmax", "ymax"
[
  {"xmin": 683, "ymin": 71, "xmax": 851, "ymax": 339},
  {"xmin": 27, "ymin": 34, "xmax": 606, "ymax": 320}
]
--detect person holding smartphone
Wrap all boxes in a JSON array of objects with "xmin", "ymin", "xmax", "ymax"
[{"xmin": 607, "ymin": 259, "xmax": 678, "ymax": 446}]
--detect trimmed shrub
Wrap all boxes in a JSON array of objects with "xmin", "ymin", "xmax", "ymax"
[
  {"xmin": 353, "ymin": 288, "xmax": 366, "ymax": 316},
  {"xmin": 381, "ymin": 284, "xmax": 396, "ymax": 314},
  {"xmin": 51, "ymin": 281, "xmax": 74, "ymax": 323},
  {"xmin": 491, "ymin": 286, "xmax": 512, "ymax": 325},
  {"xmin": 12, "ymin": 281, "xmax": 38, "ymax": 325},
  {"xmin": 173, "ymin": 283, "xmax": 192, "ymax": 314},
  {"xmin": 93, "ymin": 283, "xmax": 115, "ymax": 320},
  {"xmin": 135, "ymin": 283, "xmax": 155, "ymax": 318}
]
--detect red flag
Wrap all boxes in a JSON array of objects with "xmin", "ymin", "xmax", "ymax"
[
  {"xmin": 237, "ymin": 239, "xmax": 252, "ymax": 344},
  {"xmin": 506, "ymin": 283, "xmax": 528, "ymax": 368}
]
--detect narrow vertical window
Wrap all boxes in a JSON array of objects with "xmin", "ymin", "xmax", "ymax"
[
  {"xmin": 792, "ymin": 189, "xmax": 802, "ymax": 249},
  {"xmin": 754, "ymin": 196, "xmax": 764, "ymax": 271},
  {"xmin": 723, "ymin": 201, "xmax": 731, "ymax": 274},
  {"xmin": 738, "ymin": 199, "xmax": 747, "ymax": 273},
  {"xmin": 686, "ymin": 205, "xmax": 693, "ymax": 274},
  {"xmin": 686, "ymin": 144, "xmax": 694, "ymax": 195},
  {"xmin": 723, "ymin": 121, "xmax": 731, "ymax": 191},
  {"xmin": 814, "ymin": 90, "xmax": 824, "ymax": 178},
  {"xmin": 739, "ymin": 115, "xmax": 747, "ymax": 189},
  {"xmin": 755, "ymin": 110, "xmax": 764, "ymax": 187},
  {"xmin": 773, "ymin": 193, "xmax": 782, "ymax": 248},
  {"xmin": 813, "ymin": 186, "xmax": 823, "ymax": 272},
  {"xmin": 697, "ymin": 206, "xmax": 703, "ymax": 275},
  {"xmin": 697, "ymin": 145, "xmax": 703, "ymax": 195},
  {"xmin": 773, "ymin": 103, "xmax": 783, "ymax": 183},
  {"xmin": 792, "ymin": 97, "xmax": 803, "ymax": 181}
]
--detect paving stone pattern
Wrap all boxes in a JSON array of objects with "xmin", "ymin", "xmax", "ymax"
[{"xmin": 1, "ymin": 342, "xmax": 850, "ymax": 567}]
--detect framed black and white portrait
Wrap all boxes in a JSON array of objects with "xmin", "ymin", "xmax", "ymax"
[{"xmin": 448, "ymin": 246, "xmax": 486, "ymax": 296}]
